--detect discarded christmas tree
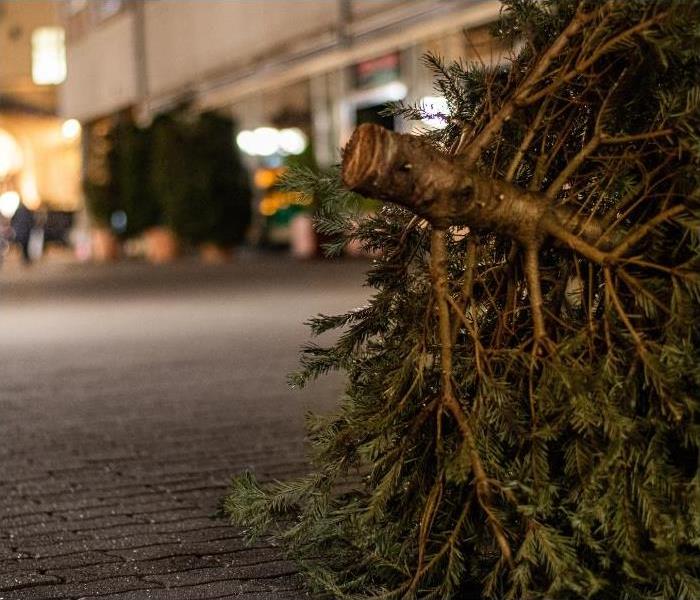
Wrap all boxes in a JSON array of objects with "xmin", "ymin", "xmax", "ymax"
[{"xmin": 224, "ymin": 1, "xmax": 700, "ymax": 598}]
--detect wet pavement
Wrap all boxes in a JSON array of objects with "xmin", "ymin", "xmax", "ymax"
[{"xmin": 0, "ymin": 255, "xmax": 368, "ymax": 599}]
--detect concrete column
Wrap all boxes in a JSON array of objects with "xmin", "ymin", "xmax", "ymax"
[
  {"xmin": 331, "ymin": 67, "xmax": 352, "ymax": 161},
  {"xmin": 310, "ymin": 75, "xmax": 334, "ymax": 168},
  {"xmin": 338, "ymin": 0, "xmax": 353, "ymax": 47},
  {"xmin": 132, "ymin": 0, "xmax": 150, "ymax": 122}
]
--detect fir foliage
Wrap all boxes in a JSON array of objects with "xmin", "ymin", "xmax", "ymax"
[{"xmin": 224, "ymin": 1, "xmax": 700, "ymax": 598}]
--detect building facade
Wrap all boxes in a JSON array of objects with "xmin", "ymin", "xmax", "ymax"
[
  {"xmin": 0, "ymin": 0, "xmax": 81, "ymax": 211},
  {"xmin": 60, "ymin": 0, "xmax": 504, "ymax": 250},
  {"xmin": 62, "ymin": 1, "xmax": 503, "ymax": 153},
  {"xmin": 0, "ymin": 0, "xmax": 83, "ymax": 264}
]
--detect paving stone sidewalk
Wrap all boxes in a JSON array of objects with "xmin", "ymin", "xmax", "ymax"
[{"xmin": 0, "ymin": 258, "xmax": 367, "ymax": 600}]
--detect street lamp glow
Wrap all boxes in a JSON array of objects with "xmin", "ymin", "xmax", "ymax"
[
  {"xmin": 237, "ymin": 127, "xmax": 308, "ymax": 157},
  {"xmin": 252, "ymin": 127, "xmax": 280, "ymax": 157},
  {"xmin": 278, "ymin": 128, "xmax": 307, "ymax": 155},
  {"xmin": 236, "ymin": 130, "xmax": 257, "ymax": 156},
  {"xmin": 237, "ymin": 128, "xmax": 280, "ymax": 156},
  {"xmin": 62, "ymin": 119, "xmax": 82, "ymax": 140},
  {"xmin": 0, "ymin": 190, "xmax": 21, "ymax": 219}
]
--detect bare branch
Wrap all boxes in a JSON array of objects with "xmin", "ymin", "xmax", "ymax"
[
  {"xmin": 545, "ymin": 135, "xmax": 602, "ymax": 201},
  {"xmin": 430, "ymin": 229, "xmax": 512, "ymax": 566},
  {"xmin": 458, "ymin": 4, "xmax": 601, "ymax": 163},
  {"xmin": 524, "ymin": 246, "xmax": 548, "ymax": 343}
]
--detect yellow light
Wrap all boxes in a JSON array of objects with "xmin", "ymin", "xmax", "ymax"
[
  {"xmin": 19, "ymin": 175, "xmax": 40, "ymax": 210},
  {"xmin": 0, "ymin": 129, "xmax": 23, "ymax": 178},
  {"xmin": 254, "ymin": 167, "xmax": 285, "ymax": 189},
  {"xmin": 269, "ymin": 191, "xmax": 289, "ymax": 210},
  {"xmin": 259, "ymin": 197, "xmax": 277, "ymax": 216},
  {"xmin": 62, "ymin": 119, "xmax": 82, "ymax": 140}
]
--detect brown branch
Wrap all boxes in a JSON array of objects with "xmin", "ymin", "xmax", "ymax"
[
  {"xmin": 457, "ymin": 4, "xmax": 600, "ymax": 163},
  {"xmin": 601, "ymin": 129, "xmax": 674, "ymax": 144},
  {"xmin": 604, "ymin": 267, "xmax": 649, "ymax": 360},
  {"xmin": 545, "ymin": 135, "xmax": 602, "ymax": 201},
  {"xmin": 430, "ymin": 229, "xmax": 513, "ymax": 566},
  {"xmin": 505, "ymin": 98, "xmax": 550, "ymax": 182},
  {"xmin": 540, "ymin": 216, "xmax": 609, "ymax": 264},
  {"xmin": 609, "ymin": 204, "xmax": 685, "ymax": 259},
  {"xmin": 343, "ymin": 124, "xmax": 680, "ymax": 277},
  {"xmin": 524, "ymin": 246, "xmax": 548, "ymax": 343},
  {"xmin": 522, "ymin": 11, "xmax": 669, "ymax": 106},
  {"xmin": 343, "ymin": 124, "xmax": 604, "ymax": 248},
  {"xmin": 447, "ymin": 294, "xmax": 488, "ymax": 378},
  {"xmin": 451, "ymin": 237, "xmax": 478, "ymax": 344}
]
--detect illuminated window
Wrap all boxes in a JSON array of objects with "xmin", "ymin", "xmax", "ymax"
[{"xmin": 31, "ymin": 27, "xmax": 66, "ymax": 85}]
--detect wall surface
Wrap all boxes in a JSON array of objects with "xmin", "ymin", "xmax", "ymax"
[
  {"xmin": 60, "ymin": 0, "xmax": 499, "ymax": 121},
  {"xmin": 61, "ymin": 12, "xmax": 138, "ymax": 121},
  {"xmin": 142, "ymin": 0, "xmax": 412, "ymax": 99},
  {"xmin": 144, "ymin": 1, "xmax": 342, "ymax": 98},
  {"xmin": 0, "ymin": 0, "xmax": 60, "ymax": 111}
]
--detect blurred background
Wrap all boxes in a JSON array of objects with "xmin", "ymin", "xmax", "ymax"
[
  {"xmin": 0, "ymin": 6, "xmax": 510, "ymax": 594},
  {"xmin": 0, "ymin": 0, "xmax": 506, "ymax": 268}
]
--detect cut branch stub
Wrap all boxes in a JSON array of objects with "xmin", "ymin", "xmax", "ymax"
[{"xmin": 342, "ymin": 123, "xmax": 605, "ymax": 249}]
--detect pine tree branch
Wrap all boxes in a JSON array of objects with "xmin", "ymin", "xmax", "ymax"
[
  {"xmin": 601, "ymin": 129, "xmax": 674, "ymax": 145},
  {"xmin": 342, "ymin": 123, "xmax": 605, "ymax": 249},
  {"xmin": 524, "ymin": 246, "xmax": 548, "ymax": 344},
  {"xmin": 447, "ymin": 294, "xmax": 487, "ymax": 378},
  {"xmin": 458, "ymin": 2, "xmax": 602, "ymax": 163},
  {"xmin": 522, "ymin": 10, "xmax": 669, "ymax": 106},
  {"xmin": 430, "ymin": 228, "xmax": 513, "ymax": 567},
  {"xmin": 609, "ymin": 205, "xmax": 685, "ymax": 259},
  {"xmin": 451, "ymin": 238, "xmax": 478, "ymax": 344},
  {"xmin": 545, "ymin": 135, "xmax": 602, "ymax": 201},
  {"xmin": 505, "ymin": 98, "xmax": 550, "ymax": 182}
]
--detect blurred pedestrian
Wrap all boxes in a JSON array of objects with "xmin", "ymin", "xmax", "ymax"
[{"xmin": 10, "ymin": 203, "xmax": 34, "ymax": 264}]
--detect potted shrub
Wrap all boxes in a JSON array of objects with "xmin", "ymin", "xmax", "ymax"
[
  {"xmin": 83, "ymin": 119, "xmax": 120, "ymax": 262},
  {"xmin": 113, "ymin": 117, "xmax": 174, "ymax": 263},
  {"xmin": 151, "ymin": 109, "xmax": 251, "ymax": 260}
]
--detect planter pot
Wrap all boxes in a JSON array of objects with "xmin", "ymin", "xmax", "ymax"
[
  {"xmin": 91, "ymin": 227, "xmax": 120, "ymax": 262},
  {"xmin": 144, "ymin": 226, "xmax": 178, "ymax": 264},
  {"xmin": 290, "ymin": 213, "xmax": 317, "ymax": 259},
  {"xmin": 200, "ymin": 242, "xmax": 233, "ymax": 264}
]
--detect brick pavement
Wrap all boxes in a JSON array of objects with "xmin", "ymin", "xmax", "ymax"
[{"xmin": 0, "ymin": 258, "xmax": 367, "ymax": 599}]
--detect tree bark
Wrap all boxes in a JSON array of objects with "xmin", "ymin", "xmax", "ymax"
[{"xmin": 342, "ymin": 123, "xmax": 606, "ymax": 250}]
